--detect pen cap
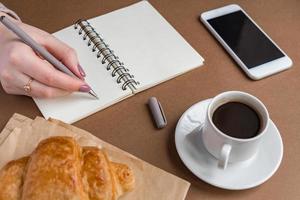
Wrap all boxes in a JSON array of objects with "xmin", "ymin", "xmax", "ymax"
[{"xmin": 148, "ymin": 97, "xmax": 167, "ymax": 129}]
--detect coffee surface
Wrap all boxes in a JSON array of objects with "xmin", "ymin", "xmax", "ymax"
[{"xmin": 212, "ymin": 102, "xmax": 261, "ymax": 139}]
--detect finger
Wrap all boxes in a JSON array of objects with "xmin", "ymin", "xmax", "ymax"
[
  {"xmin": 40, "ymin": 35, "xmax": 85, "ymax": 79},
  {"xmin": 16, "ymin": 73, "xmax": 70, "ymax": 98},
  {"xmin": 0, "ymin": 70, "xmax": 69, "ymax": 98},
  {"xmin": 30, "ymin": 78, "xmax": 70, "ymax": 98},
  {"xmin": 19, "ymin": 53, "xmax": 88, "ymax": 92}
]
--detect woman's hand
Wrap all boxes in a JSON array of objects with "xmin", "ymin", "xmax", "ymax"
[{"xmin": 0, "ymin": 13, "xmax": 89, "ymax": 98}]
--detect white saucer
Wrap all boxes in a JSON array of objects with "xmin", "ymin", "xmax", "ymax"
[{"xmin": 175, "ymin": 99, "xmax": 283, "ymax": 190}]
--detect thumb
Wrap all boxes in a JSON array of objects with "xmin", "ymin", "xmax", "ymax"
[{"xmin": 40, "ymin": 34, "xmax": 85, "ymax": 79}]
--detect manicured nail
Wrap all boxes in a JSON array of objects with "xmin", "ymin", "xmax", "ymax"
[
  {"xmin": 78, "ymin": 64, "xmax": 86, "ymax": 77},
  {"xmin": 79, "ymin": 84, "xmax": 91, "ymax": 92}
]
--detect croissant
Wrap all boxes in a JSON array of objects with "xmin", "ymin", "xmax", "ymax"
[{"xmin": 0, "ymin": 136, "xmax": 135, "ymax": 200}]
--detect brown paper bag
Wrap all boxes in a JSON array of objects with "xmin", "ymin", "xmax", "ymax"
[{"xmin": 0, "ymin": 113, "xmax": 190, "ymax": 200}]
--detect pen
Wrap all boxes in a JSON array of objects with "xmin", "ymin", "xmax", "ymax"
[{"xmin": 0, "ymin": 15, "xmax": 98, "ymax": 99}]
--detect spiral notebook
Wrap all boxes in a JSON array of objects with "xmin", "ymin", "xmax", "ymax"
[{"xmin": 34, "ymin": 1, "xmax": 204, "ymax": 123}]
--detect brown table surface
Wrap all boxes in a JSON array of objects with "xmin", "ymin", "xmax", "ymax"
[{"xmin": 1, "ymin": 0, "xmax": 300, "ymax": 199}]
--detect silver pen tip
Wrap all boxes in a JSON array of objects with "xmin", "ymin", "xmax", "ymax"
[{"xmin": 89, "ymin": 89, "xmax": 99, "ymax": 99}]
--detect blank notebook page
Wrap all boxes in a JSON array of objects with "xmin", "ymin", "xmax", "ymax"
[
  {"xmin": 33, "ymin": 25, "xmax": 132, "ymax": 123},
  {"xmin": 89, "ymin": 1, "xmax": 204, "ymax": 91}
]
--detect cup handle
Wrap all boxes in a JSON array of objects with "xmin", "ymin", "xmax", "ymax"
[{"xmin": 218, "ymin": 144, "xmax": 232, "ymax": 170}]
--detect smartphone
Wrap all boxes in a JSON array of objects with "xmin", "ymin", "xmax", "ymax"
[{"xmin": 200, "ymin": 4, "xmax": 292, "ymax": 80}]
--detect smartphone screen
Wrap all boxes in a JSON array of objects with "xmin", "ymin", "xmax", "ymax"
[{"xmin": 207, "ymin": 11, "xmax": 284, "ymax": 69}]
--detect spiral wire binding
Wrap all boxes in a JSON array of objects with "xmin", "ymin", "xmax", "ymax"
[{"xmin": 74, "ymin": 19, "xmax": 139, "ymax": 92}]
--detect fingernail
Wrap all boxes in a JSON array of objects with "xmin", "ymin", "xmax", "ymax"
[
  {"xmin": 78, "ymin": 64, "xmax": 86, "ymax": 77},
  {"xmin": 79, "ymin": 84, "xmax": 91, "ymax": 92}
]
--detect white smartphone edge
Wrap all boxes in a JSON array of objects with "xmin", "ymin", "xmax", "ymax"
[{"xmin": 200, "ymin": 4, "xmax": 293, "ymax": 80}]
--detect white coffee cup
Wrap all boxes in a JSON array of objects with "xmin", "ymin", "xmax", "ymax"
[{"xmin": 202, "ymin": 91, "xmax": 269, "ymax": 169}]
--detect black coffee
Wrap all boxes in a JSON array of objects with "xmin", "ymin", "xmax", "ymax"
[{"xmin": 212, "ymin": 102, "xmax": 261, "ymax": 139}]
